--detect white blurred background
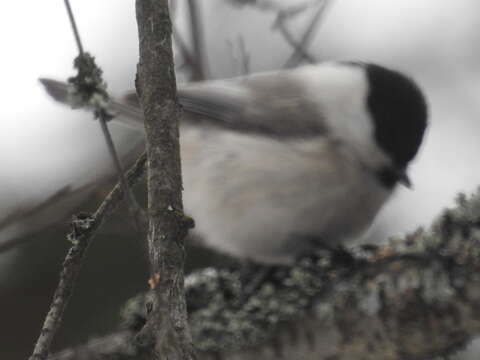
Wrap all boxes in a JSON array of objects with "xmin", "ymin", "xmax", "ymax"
[{"xmin": 1, "ymin": 0, "xmax": 479, "ymax": 358}]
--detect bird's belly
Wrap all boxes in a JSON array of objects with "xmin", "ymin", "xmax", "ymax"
[{"xmin": 180, "ymin": 126, "xmax": 391, "ymax": 264}]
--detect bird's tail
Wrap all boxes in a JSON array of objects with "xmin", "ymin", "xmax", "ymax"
[{"xmin": 39, "ymin": 78, "xmax": 145, "ymax": 131}]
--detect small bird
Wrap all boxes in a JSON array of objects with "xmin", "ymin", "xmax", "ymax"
[{"xmin": 40, "ymin": 61, "xmax": 428, "ymax": 264}]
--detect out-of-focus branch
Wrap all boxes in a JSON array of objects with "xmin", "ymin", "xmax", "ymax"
[
  {"xmin": 282, "ymin": 0, "xmax": 332, "ymax": 68},
  {"xmin": 171, "ymin": 0, "xmax": 208, "ymax": 81},
  {"xmin": 49, "ymin": 188, "xmax": 480, "ymax": 360},
  {"xmin": 0, "ymin": 186, "xmax": 75, "ymax": 252},
  {"xmin": 227, "ymin": 36, "xmax": 251, "ymax": 76},
  {"xmin": 0, "ymin": 140, "xmax": 145, "ymax": 254},
  {"xmin": 68, "ymin": 52, "xmax": 146, "ymax": 231},
  {"xmin": 83, "ymin": 152, "xmax": 147, "ymax": 234},
  {"xmin": 227, "ymin": 0, "xmax": 331, "ymax": 68},
  {"xmin": 187, "ymin": 0, "xmax": 208, "ymax": 80},
  {"xmin": 65, "ymin": 0, "xmax": 145, "ymax": 231},
  {"xmin": 236, "ymin": 37, "xmax": 250, "ymax": 75},
  {"xmin": 135, "ymin": 0, "xmax": 195, "ymax": 359},
  {"xmin": 273, "ymin": 14, "xmax": 317, "ymax": 65}
]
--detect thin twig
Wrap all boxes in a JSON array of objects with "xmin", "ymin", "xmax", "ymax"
[
  {"xmin": 274, "ymin": 14, "xmax": 316, "ymax": 65},
  {"xmin": 64, "ymin": 0, "xmax": 84, "ymax": 55},
  {"xmin": 29, "ymin": 214, "xmax": 93, "ymax": 360},
  {"xmin": 28, "ymin": 152, "xmax": 147, "ymax": 360},
  {"xmin": 64, "ymin": 0, "xmax": 145, "ymax": 231},
  {"xmin": 237, "ymin": 36, "xmax": 250, "ymax": 75},
  {"xmin": 227, "ymin": 36, "xmax": 251, "ymax": 76},
  {"xmin": 91, "ymin": 152, "xmax": 147, "ymax": 227},
  {"xmin": 283, "ymin": 0, "xmax": 332, "ymax": 68},
  {"xmin": 98, "ymin": 119, "xmax": 146, "ymax": 231},
  {"xmin": 271, "ymin": 0, "xmax": 332, "ymax": 68}
]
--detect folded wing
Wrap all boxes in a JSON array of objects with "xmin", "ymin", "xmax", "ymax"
[{"xmin": 41, "ymin": 70, "xmax": 328, "ymax": 139}]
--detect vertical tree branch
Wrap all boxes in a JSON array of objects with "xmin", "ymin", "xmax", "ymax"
[{"xmin": 135, "ymin": 1, "xmax": 195, "ymax": 359}]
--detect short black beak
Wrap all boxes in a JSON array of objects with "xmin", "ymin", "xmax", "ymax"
[{"xmin": 397, "ymin": 169, "xmax": 412, "ymax": 188}]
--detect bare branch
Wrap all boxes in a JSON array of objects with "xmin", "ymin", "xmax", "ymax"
[
  {"xmin": 97, "ymin": 117, "xmax": 146, "ymax": 231},
  {"xmin": 236, "ymin": 36, "xmax": 251, "ymax": 75},
  {"xmin": 135, "ymin": 0, "xmax": 195, "ymax": 359},
  {"xmin": 88, "ymin": 151, "xmax": 147, "ymax": 233},
  {"xmin": 227, "ymin": 36, "xmax": 251, "ymax": 76},
  {"xmin": 63, "ymin": 0, "xmax": 84, "ymax": 55},
  {"xmin": 273, "ymin": 14, "xmax": 317, "ymax": 65},
  {"xmin": 29, "ymin": 214, "xmax": 95, "ymax": 360},
  {"xmin": 231, "ymin": 0, "xmax": 331, "ymax": 68},
  {"xmin": 282, "ymin": 0, "xmax": 332, "ymax": 68},
  {"xmin": 63, "ymin": 0, "xmax": 145, "ymax": 231},
  {"xmin": 27, "ymin": 151, "xmax": 147, "ymax": 360},
  {"xmin": 70, "ymin": 52, "xmax": 146, "ymax": 232}
]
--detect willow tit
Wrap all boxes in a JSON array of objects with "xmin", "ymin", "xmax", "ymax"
[{"xmin": 40, "ymin": 62, "xmax": 428, "ymax": 264}]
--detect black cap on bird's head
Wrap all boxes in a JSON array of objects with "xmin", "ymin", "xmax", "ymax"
[
  {"xmin": 364, "ymin": 64, "xmax": 428, "ymax": 171},
  {"xmin": 323, "ymin": 61, "xmax": 428, "ymax": 188}
]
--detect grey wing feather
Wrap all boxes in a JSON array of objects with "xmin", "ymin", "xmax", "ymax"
[
  {"xmin": 176, "ymin": 72, "xmax": 328, "ymax": 138},
  {"xmin": 40, "ymin": 71, "xmax": 328, "ymax": 138}
]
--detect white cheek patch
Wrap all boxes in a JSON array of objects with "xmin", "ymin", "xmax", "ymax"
[{"xmin": 294, "ymin": 63, "xmax": 390, "ymax": 169}]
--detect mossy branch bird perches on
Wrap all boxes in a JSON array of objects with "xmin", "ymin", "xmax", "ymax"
[{"xmin": 50, "ymin": 188, "xmax": 480, "ymax": 360}]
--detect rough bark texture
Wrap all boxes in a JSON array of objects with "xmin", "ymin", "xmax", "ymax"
[
  {"xmin": 135, "ymin": 1, "xmax": 195, "ymax": 359},
  {"xmin": 28, "ymin": 216, "xmax": 93, "ymax": 360}
]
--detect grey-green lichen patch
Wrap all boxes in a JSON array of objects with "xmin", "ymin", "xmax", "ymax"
[
  {"xmin": 118, "ymin": 188, "xmax": 480, "ymax": 358},
  {"xmin": 66, "ymin": 53, "xmax": 114, "ymax": 121},
  {"xmin": 66, "ymin": 212, "xmax": 95, "ymax": 244},
  {"xmin": 186, "ymin": 251, "xmax": 351, "ymax": 352}
]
